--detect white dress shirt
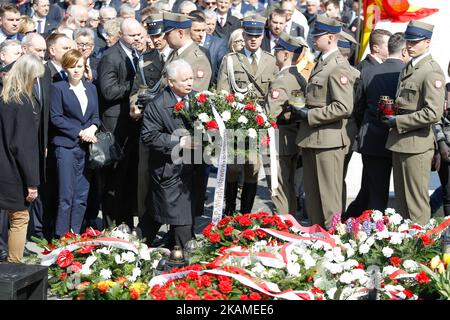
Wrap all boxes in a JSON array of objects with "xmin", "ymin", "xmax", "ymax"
[{"xmin": 70, "ymin": 81, "xmax": 88, "ymax": 116}]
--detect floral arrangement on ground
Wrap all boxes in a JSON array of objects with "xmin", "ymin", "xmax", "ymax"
[{"xmin": 32, "ymin": 209, "xmax": 450, "ymax": 300}]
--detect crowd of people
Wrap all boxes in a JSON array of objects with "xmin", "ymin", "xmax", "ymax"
[{"xmin": 0, "ymin": 0, "xmax": 447, "ymax": 264}]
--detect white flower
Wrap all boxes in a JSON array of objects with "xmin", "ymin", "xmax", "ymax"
[
  {"xmin": 122, "ymin": 251, "xmax": 136, "ymax": 263},
  {"xmin": 357, "ymin": 231, "xmax": 367, "ymax": 243},
  {"xmin": 397, "ymin": 224, "xmax": 409, "ymax": 233},
  {"xmin": 302, "ymin": 253, "xmax": 316, "ymax": 270},
  {"xmin": 247, "ymin": 128, "xmax": 257, "ymax": 138},
  {"xmin": 96, "ymin": 247, "xmax": 111, "ymax": 255},
  {"xmin": 115, "ymin": 254, "xmax": 125, "ymax": 264},
  {"xmin": 403, "ymin": 260, "xmax": 418, "ymax": 272},
  {"xmin": 238, "ymin": 115, "xmax": 248, "ymax": 124},
  {"xmin": 132, "ymin": 267, "xmax": 141, "ymax": 279},
  {"xmin": 371, "ymin": 210, "xmax": 383, "ymax": 221},
  {"xmin": 81, "ymin": 265, "xmax": 92, "ymax": 275},
  {"xmin": 325, "ymin": 262, "xmax": 343, "ymax": 274},
  {"xmin": 390, "ymin": 214, "xmax": 403, "ymax": 226},
  {"xmin": 382, "ymin": 265, "xmax": 399, "ymax": 277},
  {"xmin": 385, "ymin": 208, "xmax": 396, "ymax": 216},
  {"xmin": 287, "ymin": 262, "xmax": 301, "ymax": 276},
  {"xmin": 198, "ymin": 113, "xmax": 210, "ymax": 123},
  {"xmin": 343, "ymin": 259, "xmax": 359, "ymax": 270},
  {"xmin": 382, "ymin": 247, "xmax": 394, "ymax": 258},
  {"xmin": 84, "ymin": 255, "xmax": 97, "ymax": 269},
  {"xmin": 339, "ymin": 272, "xmax": 354, "ymax": 284},
  {"xmin": 351, "ymin": 269, "xmax": 367, "ymax": 284},
  {"xmin": 375, "ymin": 229, "xmax": 390, "ymax": 240},
  {"xmin": 343, "ymin": 244, "xmax": 355, "ymax": 258},
  {"xmin": 111, "ymin": 229, "xmax": 129, "ymax": 240},
  {"xmin": 255, "ymin": 105, "xmax": 263, "ymax": 113},
  {"xmin": 365, "ymin": 236, "xmax": 375, "ymax": 247},
  {"xmin": 100, "ymin": 268, "xmax": 112, "ymax": 279},
  {"xmin": 235, "ymin": 92, "xmax": 245, "ymax": 101},
  {"xmin": 221, "ymin": 110, "xmax": 231, "ymax": 122},
  {"xmin": 251, "ymin": 263, "xmax": 266, "ymax": 275},
  {"xmin": 139, "ymin": 247, "xmax": 151, "ymax": 261},
  {"xmin": 326, "ymin": 287, "xmax": 338, "ymax": 299},
  {"xmin": 359, "ymin": 243, "xmax": 370, "ymax": 254},
  {"xmin": 336, "ymin": 223, "xmax": 347, "ymax": 236},
  {"xmin": 312, "ymin": 241, "xmax": 324, "ymax": 251},
  {"xmin": 389, "ymin": 233, "xmax": 404, "ymax": 245}
]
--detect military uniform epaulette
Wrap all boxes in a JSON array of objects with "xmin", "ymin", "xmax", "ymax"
[
  {"xmin": 428, "ymin": 59, "xmax": 444, "ymax": 72},
  {"xmin": 335, "ymin": 53, "xmax": 348, "ymax": 64},
  {"xmin": 194, "ymin": 48, "xmax": 206, "ymax": 57},
  {"xmin": 262, "ymin": 50, "xmax": 275, "ymax": 57}
]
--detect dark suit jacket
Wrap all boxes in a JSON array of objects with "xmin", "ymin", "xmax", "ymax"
[
  {"xmin": 261, "ymin": 29, "xmax": 276, "ymax": 54},
  {"xmin": 97, "ymin": 42, "xmax": 136, "ymax": 143},
  {"xmin": 356, "ymin": 58, "xmax": 405, "ymax": 158},
  {"xmin": 45, "ymin": 61, "xmax": 65, "ymax": 83},
  {"xmin": 202, "ymin": 34, "xmax": 228, "ymax": 82},
  {"xmin": 41, "ymin": 18, "xmax": 59, "ymax": 38},
  {"xmin": 356, "ymin": 54, "xmax": 381, "ymax": 72},
  {"xmin": 89, "ymin": 56, "xmax": 100, "ymax": 81},
  {"xmin": 232, "ymin": 1, "xmax": 254, "ymax": 16},
  {"xmin": 93, "ymin": 25, "xmax": 108, "ymax": 58},
  {"xmin": 140, "ymin": 86, "xmax": 194, "ymax": 225},
  {"xmin": 50, "ymin": 80, "xmax": 100, "ymax": 148},
  {"xmin": 213, "ymin": 11, "xmax": 241, "ymax": 41},
  {"xmin": 0, "ymin": 95, "xmax": 40, "ymax": 210},
  {"xmin": 287, "ymin": 21, "xmax": 305, "ymax": 38},
  {"xmin": 20, "ymin": 2, "xmax": 63, "ymax": 24}
]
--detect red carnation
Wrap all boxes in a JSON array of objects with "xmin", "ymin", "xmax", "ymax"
[
  {"xmin": 240, "ymin": 294, "xmax": 249, "ymax": 300},
  {"xmin": 209, "ymin": 233, "xmax": 221, "ymax": 243},
  {"xmin": 403, "ymin": 289, "xmax": 414, "ymax": 298},
  {"xmin": 270, "ymin": 121, "xmax": 278, "ymax": 129},
  {"xmin": 218, "ymin": 281, "xmax": 233, "ymax": 294},
  {"xmin": 256, "ymin": 114, "xmax": 265, "ymax": 126},
  {"xmin": 175, "ymin": 101, "xmax": 184, "ymax": 112},
  {"xmin": 242, "ymin": 229, "xmax": 256, "ymax": 240},
  {"xmin": 249, "ymin": 292, "xmax": 262, "ymax": 300},
  {"xmin": 225, "ymin": 94, "xmax": 235, "ymax": 103},
  {"xmin": 223, "ymin": 225, "xmax": 234, "ymax": 237},
  {"xmin": 390, "ymin": 256, "xmax": 401, "ymax": 267},
  {"xmin": 200, "ymin": 275, "xmax": 212, "ymax": 287},
  {"xmin": 255, "ymin": 229, "xmax": 267, "ymax": 238},
  {"xmin": 415, "ymin": 271, "xmax": 430, "ymax": 284},
  {"xmin": 236, "ymin": 215, "xmax": 252, "ymax": 226},
  {"xmin": 57, "ymin": 250, "xmax": 74, "ymax": 268},
  {"xmin": 311, "ymin": 287, "xmax": 323, "ymax": 294},
  {"xmin": 420, "ymin": 235, "xmax": 432, "ymax": 246},
  {"xmin": 206, "ymin": 120, "xmax": 219, "ymax": 130},
  {"xmin": 197, "ymin": 93, "xmax": 207, "ymax": 104},
  {"xmin": 202, "ymin": 223, "xmax": 214, "ymax": 238},
  {"xmin": 244, "ymin": 102, "xmax": 255, "ymax": 111},
  {"xmin": 355, "ymin": 262, "xmax": 365, "ymax": 270}
]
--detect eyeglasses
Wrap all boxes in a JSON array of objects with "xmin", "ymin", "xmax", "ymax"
[
  {"xmin": 25, "ymin": 30, "xmax": 37, "ymax": 35},
  {"xmin": 77, "ymin": 42, "xmax": 94, "ymax": 48},
  {"xmin": 205, "ymin": 1, "xmax": 216, "ymax": 6},
  {"xmin": 233, "ymin": 39, "xmax": 244, "ymax": 44}
]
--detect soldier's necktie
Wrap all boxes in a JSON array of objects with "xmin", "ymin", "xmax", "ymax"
[
  {"xmin": 160, "ymin": 52, "xmax": 165, "ymax": 63},
  {"xmin": 131, "ymin": 50, "xmax": 139, "ymax": 73},
  {"xmin": 250, "ymin": 52, "xmax": 258, "ymax": 74}
]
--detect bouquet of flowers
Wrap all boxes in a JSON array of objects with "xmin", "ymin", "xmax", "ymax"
[
  {"xmin": 33, "ymin": 228, "xmax": 169, "ymax": 300},
  {"xmin": 419, "ymin": 254, "xmax": 450, "ymax": 299}
]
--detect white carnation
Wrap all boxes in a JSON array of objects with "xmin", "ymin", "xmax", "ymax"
[
  {"xmin": 344, "ymin": 259, "xmax": 359, "ymax": 270},
  {"xmin": 96, "ymin": 247, "xmax": 111, "ymax": 255},
  {"xmin": 221, "ymin": 110, "xmax": 231, "ymax": 122},
  {"xmin": 247, "ymin": 128, "xmax": 257, "ymax": 138},
  {"xmin": 382, "ymin": 265, "xmax": 399, "ymax": 277},
  {"xmin": 251, "ymin": 263, "xmax": 266, "ymax": 275},
  {"xmin": 371, "ymin": 210, "xmax": 384, "ymax": 221},
  {"xmin": 326, "ymin": 287, "xmax": 338, "ymax": 299},
  {"xmin": 139, "ymin": 248, "xmax": 151, "ymax": 261},
  {"xmin": 235, "ymin": 92, "xmax": 245, "ymax": 101},
  {"xmin": 122, "ymin": 251, "xmax": 136, "ymax": 263},
  {"xmin": 100, "ymin": 268, "xmax": 112, "ymax": 279},
  {"xmin": 238, "ymin": 115, "xmax": 248, "ymax": 124},
  {"xmin": 390, "ymin": 213, "xmax": 403, "ymax": 226},
  {"xmin": 397, "ymin": 223, "xmax": 409, "ymax": 233},
  {"xmin": 357, "ymin": 231, "xmax": 368, "ymax": 243},
  {"xmin": 198, "ymin": 113, "xmax": 210, "ymax": 123},
  {"xmin": 339, "ymin": 272, "xmax": 354, "ymax": 284},
  {"xmin": 382, "ymin": 247, "xmax": 394, "ymax": 258},
  {"xmin": 302, "ymin": 253, "xmax": 316, "ymax": 270},
  {"xmin": 389, "ymin": 233, "xmax": 404, "ymax": 245},
  {"xmin": 287, "ymin": 262, "xmax": 301, "ymax": 276},
  {"xmin": 403, "ymin": 260, "xmax": 418, "ymax": 272},
  {"xmin": 256, "ymin": 105, "xmax": 263, "ymax": 113},
  {"xmin": 375, "ymin": 229, "xmax": 390, "ymax": 240},
  {"xmin": 385, "ymin": 208, "xmax": 396, "ymax": 216},
  {"xmin": 359, "ymin": 243, "xmax": 370, "ymax": 254},
  {"xmin": 115, "ymin": 254, "xmax": 124, "ymax": 264}
]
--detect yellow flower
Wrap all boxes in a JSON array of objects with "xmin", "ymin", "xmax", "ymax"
[
  {"xmin": 430, "ymin": 255, "xmax": 442, "ymax": 269},
  {"xmin": 437, "ymin": 262, "xmax": 446, "ymax": 274},
  {"xmin": 443, "ymin": 253, "xmax": 450, "ymax": 264},
  {"xmin": 129, "ymin": 282, "xmax": 147, "ymax": 294}
]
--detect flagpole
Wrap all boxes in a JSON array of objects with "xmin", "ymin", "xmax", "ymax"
[{"xmin": 355, "ymin": 0, "xmax": 363, "ymax": 64}]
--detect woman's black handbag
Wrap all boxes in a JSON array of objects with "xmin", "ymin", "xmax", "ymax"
[{"xmin": 88, "ymin": 123, "xmax": 124, "ymax": 169}]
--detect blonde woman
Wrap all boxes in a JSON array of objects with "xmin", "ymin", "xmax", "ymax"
[
  {"xmin": 228, "ymin": 28, "xmax": 244, "ymax": 52},
  {"xmin": 0, "ymin": 54, "xmax": 44, "ymax": 263},
  {"xmin": 19, "ymin": 15, "xmax": 37, "ymax": 35}
]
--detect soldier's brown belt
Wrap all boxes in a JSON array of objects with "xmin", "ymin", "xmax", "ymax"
[{"xmin": 394, "ymin": 108, "xmax": 415, "ymax": 115}]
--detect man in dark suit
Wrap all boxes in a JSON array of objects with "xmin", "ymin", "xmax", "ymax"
[
  {"xmin": 189, "ymin": 11, "xmax": 227, "ymax": 83},
  {"xmin": 356, "ymin": 29, "xmax": 391, "ymax": 72},
  {"xmin": 21, "ymin": 33, "xmax": 53, "ymax": 240},
  {"xmin": 261, "ymin": 8, "xmax": 287, "ymax": 54},
  {"xmin": 45, "ymin": 33, "xmax": 76, "ymax": 82},
  {"xmin": 20, "ymin": 0, "xmax": 63, "ymax": 26},
  {"xmin": 231, "ymin": 0, "xmax": 253, "ymax": 17},
  {"xmin": 27, "ymin": 0, "xmax": 61, "ymax": 37},
  {"xmin": 93, "ymin": 6, "xmax": 117, "ymax": 58},
  {"xmin": 74, "ymin": 28, "xmax": 99, "ymax": 80},
  {"xmin": 281, "ymin": 0, "xmax": 304, "ymax": 38},
  {"xmin": 213, "ymin": 0, "xmax": 241, "ymax": 41},
  {"xmin": 0, "ymin": 4, "xmax": 23, "ymax": 44},
  {"xmin": 344, "ymin": 33, "xmax": 409, "ymax": 218},
  {"xmin": 97, "ymin": 18, "xmax": 142, "ymax": 230},
  {"xmin": 141, "ymin": 59, "xmax": 197, "ymax": 249}
]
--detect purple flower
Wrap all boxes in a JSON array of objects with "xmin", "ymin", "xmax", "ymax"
[
  {"xmin": 375, "ymin": 220, "xmax": 385, "ymax": 232},
  {"xmin": 346, "ymin": 218, "xmax": 355, "ymax": 234},
  {"xmin": 362, "ymin": 220, "xmax": 372, "ymax": 236}
]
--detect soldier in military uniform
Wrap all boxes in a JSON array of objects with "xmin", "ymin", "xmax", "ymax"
[
  {"xmin": 265, "ymin": 33, "xmax": 307, "ymax": 215},
  {"xmin": 382, "ymin": 21, "xmax": 445, "ymax": 225},
  {"xmin": 295, "ymin": 16, "xmax": 357, "ymax": 228},
  {"xmin": 217, "ymin": 15, "xmax": 278, "ymax": 214},
  {"xmin": 163, "ymin": 12, "xmax": 212, "ymax": 92}
]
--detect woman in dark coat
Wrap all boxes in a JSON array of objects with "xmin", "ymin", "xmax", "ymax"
[{"xmin": 0, "ymin": 54, "xmax": 44, "ymax": 263}]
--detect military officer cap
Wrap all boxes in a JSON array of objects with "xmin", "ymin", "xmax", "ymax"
[
  {"xmin": 338, "ymin": 31, "xmax": 356, "ymax": 49},
  {"xmin": 404, "ymin": 20, "xmax": 434, "ymax": 41},
  {"xmin": 311, "ymin": 15, "xmax": 342, "ymax": 37},
  {"xmin": 273, "ymin": 33, "xmax": 306, "ymax": 53},
  {"xmin": 242, "ymin": 15, "xmax": 266, "ymax": 36},
  {"xmin": 162, "ymin": 12, "xmax": 192, "ymax": 33},
  {"xmin": 145, "ymin": 13, "xmax": 163, "ymax": 36}
]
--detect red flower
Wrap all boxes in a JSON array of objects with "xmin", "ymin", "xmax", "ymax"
[
  {"xmin": 244, "ymin": 102, "xmax": 255, "ymax": 111},
  {"xmin": 59, "ymin": 272, "xmax": 68, "ymax": 281},
  {"xmin": 390, "ymin": 256, "xmax": 401, "ymax": 267},
  {"xmin": 197, "ymin": 93, "xmax": 207, "ymax": 104},
  {"xmin": 174, "ymin": 101, "xmax": 184, "ymax": 112},
  {"xmin": 403, "ymin": 289, "xmax": 414, "ymax": 298},
  {"xmin": 383, "ymin": 107, "xmax": 395, "ymax": 116},
  {"xmin": 236, "ymin": 215, "xmax": 252, "ymax": 226},
  {"xmin": 311, "ymin": 287, "xmax": 323, "ymax": 294},
  {"xmin": 357, "ymin": 210, "xmax": 373, "ymax": 222},
  {"xmin": 270, "ymin": 121, "xmax": 278, "ymax": 129},
  {"xmin": 218, "ymin": 216, "xmax": 231, "ymax": 228},
  {"xmin": 63, "ymin": 232, "xmax": 77, "ymax": 239},
  {"xmin": 249, "ymin": 293, "xmax": 262, "ymax": 300},
  {"xmin": 57, "ymin": 250, "xmax": 74, "ymax": 268},
  {"xmin": 206, "ymin": 120, "xmax": 219, "ymax": 130},
  {"xmin": 129, "ymin": 288, "xmax": 140, "ymax": 300},
  {"xmin": 242, "ymin": 229, "xmax": 256, "ymax": 240},
  {"xmin": 42, "ymin": 243, "xmax": 56, "ymax": 255},
  {"xmin": 202, "ymin": 223, "xmax": 214, "ymax": 238},
  {"xmin": 200, "ymin": 275, "xmax": 212, "ymax": 287},
  {"xmin": 415, "ymin": 271, "xmax": 431, "ymax": 284},
  {"xmin": 223, "ymin": 225, "xmax": 234, "ymax": 237},
  {"xmin": 355, "ymin": 262, "xmax": 365, "ymax": 270},
  {"xmin": 209, "ymin": 233, "xmax": 221, "ymax": 243},
  {"xmin": 218, "ymin": 281, "xmax": 233, "ymax": 294},
  {"xmin": 240, "ymin": 294, "xmax": 249, "ymax": 300},
  {"xmin": 77, "ymin": 244, "xmax": 96, "ymax": 254},
  {"xmin": 420, "ymin": 235, "xmax": 432, "ymax": 246},
  {"xmin": 410, "ymin": 224, "xmax": 422, "ymax": 230},
  {"xmin": 71, "ymin": 261, "xmax": 83, "ymax": 273},
  {"xmin": 255, "ymin": 114, "xmax": 265, "ymax": 126},
  {"xmin": 255, "ymin": 229, "xmax": 267, "ymax": 239},
  {"xmin": 84, "ymin": 228, "xmax": 101, "ymax": 237},
  {"xmin": 225, "ymin": 94, "xmax": 235, "ymax": 103}
]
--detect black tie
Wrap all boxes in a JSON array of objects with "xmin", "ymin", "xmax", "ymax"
[
  {"xmin": 60, "ymin": 70, "xmax": 68, "ymax": 81},
  {"xmin": 132, "ymin": 50, "xmax": 139, "ymax": 73},
  {"xmin": 6, "ymin": 35, "xmax": 13, "ymax": 40}
]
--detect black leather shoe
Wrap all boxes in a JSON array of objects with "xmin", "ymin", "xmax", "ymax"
[
  {"xmin": 149, "ymin": 232, "xmax": 172, "ymax": 248},
  {"xmin": 0, "ymin": 249, "xmax": 7, "ymax": 262}
]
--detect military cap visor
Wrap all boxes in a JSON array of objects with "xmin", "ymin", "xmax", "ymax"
[
  {"xmin": 337, "ymin": 39, "xmax": 352, "ymax": 48},
  {"xmin": 273, "ymin": 36, "xmax": 305, "ymax": 53},
  {"xmin": 311, "ymin": 19, "xmax": 342, "ymax": 36},
  {"xmin": 404, "ymin": 25, "xmax": 433, "ymax": 41},
  {"xmin": 242, "ymin": 17, "xmax": 266, "ymax": 36},
  {"xmin": 146, "ymin": 20, "xmax": 164, "ymax": 35},
  {"xmin": 162, "ymin": 12, "xmax": 192, "ymax": 33}
]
